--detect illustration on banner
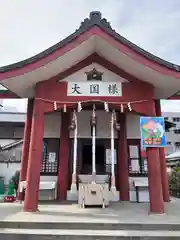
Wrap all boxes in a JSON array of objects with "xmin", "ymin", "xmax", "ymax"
[{"xmin": 140, "ymin": 117, "xmax": 166, "ymax": 148}]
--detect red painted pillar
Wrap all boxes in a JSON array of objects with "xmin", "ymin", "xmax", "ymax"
[
  {"xmin": 155, "ymin": 100, "xmax": 170, "ymax": 202},
  {"xmin": 118, "ymin": 113, "xmax": 129, "ymax": 201},
  {"xmin": 146, "ymin": 148, "xmax": 164, "ymax": 213},
  {"xmin": 23, "ymin": 99, "xmax": 44, "ymax": 212},
  {"xmin": 18, "ymin": 99, "xmax": 33, "ymax": 201},
  {"xmin": 57, "ymin": 112, "xmax": 70, "ymax": 200}
]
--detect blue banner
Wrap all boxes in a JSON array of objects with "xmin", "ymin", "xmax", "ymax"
[{"xmin": 140, "ymin": 117, "xmax": 166, "ymax": 148}]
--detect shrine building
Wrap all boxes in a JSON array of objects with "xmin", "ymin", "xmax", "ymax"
[{"xmin": 1, "ymin": 11, "xmax": 180, "ymax": 213}]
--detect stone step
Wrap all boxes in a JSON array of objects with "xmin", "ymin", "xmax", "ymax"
[
  {"xmin": 0, "ymin": 228, "xmax": 180, "ymax": 239},
  {"xmin": 1, "ymin": 221, "xmax": 180, "ymax": 231}
]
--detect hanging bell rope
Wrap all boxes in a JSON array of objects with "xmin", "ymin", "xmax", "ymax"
[
  {"xmin": 127, "ymin": 102, "xmax": 132, "ymax": 111},
  {"xmin": 112, "ymin": 109, "xmax": 120, "ymax": 131},
  {"xmin": 69, "ymin": 110, "xmax": 76, "ymax": 131},
  {"xmin": 63, "ymin": 104, "xmax": 67, "ymax": 112},
  {"xmin": 91, "ymin": 104, "xmax": 97, "ymax": 126},
  {"xmin": 77, "ymin": 102, "xmax": 82, "ymax": 112},
  {"xmin": 104, "ymin": 102, "xmax": 109, "ymax": 112},
  {"xmin": 53, "ymin": 101, "xmax": 57, "ymax": 111},
  {"xmin": 120, "ymin": 104, "xmax": 124, "ymax": 113}
]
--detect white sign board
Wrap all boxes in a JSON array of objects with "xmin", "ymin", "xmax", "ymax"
[
  {"xmin": 133, "ymin": 178, "xmax": 148, "ymax": 187},
  {"xmin": 67, "ymin": 82, "xmax": 122, "ymax": 97},
  {"xmin": 48, "ymin": 152, "xmax": 56, "ymax": 163},
  {"xmin": 129, "ymin": 146, "xmax": 139, "ymax": 158}
]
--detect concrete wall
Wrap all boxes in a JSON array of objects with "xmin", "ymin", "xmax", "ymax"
[
  {"xmin": 44, "ymin": 112, "xmax": 61, "ymax": 138},
  {"xmin": 69, "ymin": 110, "xmax": 118, "ymax": 139},
  {"xmin": 69, "ymin": 111, "xmax": 140, "ymax": 139},
  {"xmin": 126, "ymin": 113, "xmax": 140, "ymax": 139}
]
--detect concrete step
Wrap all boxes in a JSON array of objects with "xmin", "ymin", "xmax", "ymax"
[
  {"xmin": 1, "ymin": 228, "xmax": 180, "ymax": 240},
  {"xmin": 1, "ymin": 221, "xmax": 180, "ymax": 231}
]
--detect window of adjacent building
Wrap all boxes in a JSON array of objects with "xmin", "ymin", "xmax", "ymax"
[
  {"xmin": 174, "ymin": 129, "xmax": 180, "ymax": 134},
  {"xmin": 175, "ymin": 142, "xmax": 180, "ymax": 148},
  {"xmin": 173, "ymin": 117, "xmax": 180, "ymax": 122},
  {"xmin": 0, "ymin": 126, "xmax": 14, "ymax": 138}
]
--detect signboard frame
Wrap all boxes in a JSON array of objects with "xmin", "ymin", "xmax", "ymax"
[
  {"xmin": 140, "ymin": 116, "xmax": 166, "ymax": 148},
  {"xmin": 67, "ymin": 81, "xmax": 122, "ymax": 97}
]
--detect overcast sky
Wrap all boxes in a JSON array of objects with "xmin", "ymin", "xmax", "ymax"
[{"xmin": 1, "ymin": 0, "xmax": 180, "ymax": 112}]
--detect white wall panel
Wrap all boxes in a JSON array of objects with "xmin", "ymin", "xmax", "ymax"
[
  {"xmin": 44, "ymin": 113, "xmax": 61, "ymax": 138},
  {"xmin": 126, "ymin": 113, "xmax": 140, "ymax": 139},
  {"xmin": 40, "ymin": 176, "xmax": 58, "ymax": 182},
  {"xmin": 69, "ymin": 111, "xmax": 140, "ymax": 139},
  {"xmin": 69, "ymin": 110, "xmax": 118, "ymax": 138},
  {"xmin": 43, "ymin": 112, "xmax": 140, "ymax": 139},
  {"xmin": 62, "ymin": 63, "xmax": 127, "ymax": 83}
]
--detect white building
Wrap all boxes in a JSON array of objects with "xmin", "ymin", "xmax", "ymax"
[
  {"xmin": 0, "ymin": 111, "xmax": 25, "ymax": 185},
  {"xmin": 162, "ymin": 112, "xmax": 180, "ymax": 155}
]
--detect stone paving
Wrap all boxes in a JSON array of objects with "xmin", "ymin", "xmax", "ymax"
[{"xmin": 0, "ymin": 197, "xmax": 180, "ymax": 224}]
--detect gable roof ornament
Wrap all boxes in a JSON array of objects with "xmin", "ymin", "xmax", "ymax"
[
  {"xmin": 85, "ymin": 68, "xmax": 103, "ymax": 81},
  {"xmin": 78, "ymin": 11, "xmax": 115, "ymax": 32}
]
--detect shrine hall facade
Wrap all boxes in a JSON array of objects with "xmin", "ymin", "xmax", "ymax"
[{"xmin": 1, "ymin": 12, "xmax": 180, "ymax": 213}]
